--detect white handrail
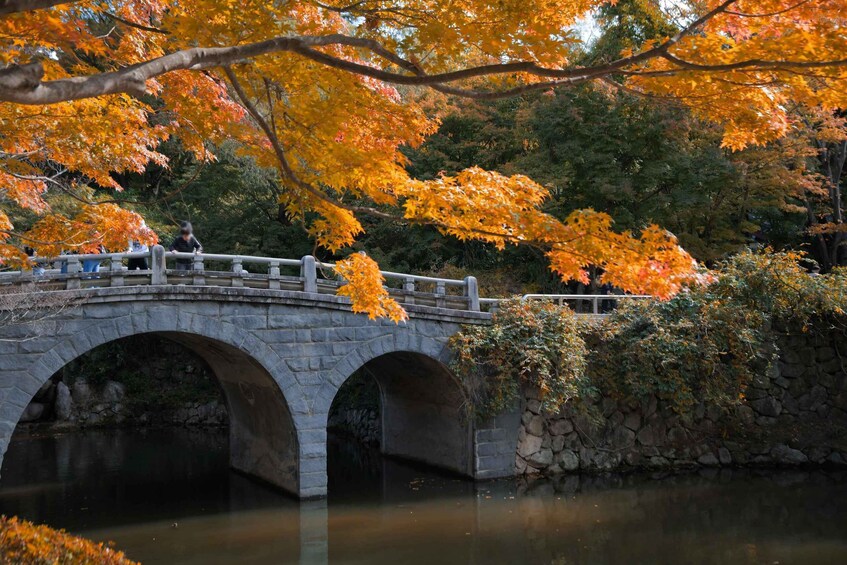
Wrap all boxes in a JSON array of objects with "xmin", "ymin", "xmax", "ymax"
[
  {"xmin": 521, "ymin": 294, "xmax": 652, "ymax": 300},
  {"xmin": 167, "ymin": 252, "xmax": 301, "ymax": 267},
  {"xmin": 314, "ymin": 260, "xmax": 466, "ymax": 287},
  {"xmin": 0, "ymin": 246, "xmax": 655, "ymax": 315}
]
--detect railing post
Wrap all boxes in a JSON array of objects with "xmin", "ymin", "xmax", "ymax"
[
  {"xmin": 66, "ymin": 257, "xmax": 80, "ymax": 290},
  {"xmin": 110, "ymin": 254, "xmax": 124, "ymax": 287},
  {"xmin": 464, "ymin": 276, "xmax": 480, "ymax": 312},
  {"xmin": 301, "ymin": 255, "xmax": 317, "ymax": 293},
  {"xmin": 193, "ymin": 254, "xmax": 205, "ymax": 286},
  {"xmin": 269, "ymin": 261, "xmax": 281, "ymax": 290},
  {"xmin": 151, "ymin": 245, "xmax": 166, "ymax": 285},
  {"xmin": 403, "ymin": 277, "xmax": 415, "ymax": 305},
  {"xmin": 435, "ymin": 280, "xmax": 446, "ymax": 309},
  {"xmin": 231, "ymin": 257, "xmax": 243, "ymax": 287},
  {"xmin": 593, "ymin": 296, "xmax": 599, "ymax": 315}
]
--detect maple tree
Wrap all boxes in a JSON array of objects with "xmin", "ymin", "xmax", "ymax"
[{"xmin": 2, "ymin": 0, "xmax": 847, "ymax": 317}]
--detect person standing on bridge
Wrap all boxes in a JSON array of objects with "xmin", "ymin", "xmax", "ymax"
[
  {"xmin": 127, "ymin": 220, "xmax": 150, "ymax": 271},
  {"xmin": 169, "ymin": 221, "xmax": 203, "ymax": 271}
]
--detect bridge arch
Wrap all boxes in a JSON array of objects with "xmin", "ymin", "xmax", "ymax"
[
  {"xmin": 0, "ymin": 307, "xmax": 304, "ymax": 497},
  {"xmin": 318, "ymin": 334, "xmax": 474, "ymax": 477}
]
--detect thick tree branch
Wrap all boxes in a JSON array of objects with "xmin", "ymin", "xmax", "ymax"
[
  {"xmin": 661, "ymin": 52, "xmax": 847, "ymax": 72},
  {"xmin": 0, "ymin": 0, "xmax": 742, "ymax": 106}
]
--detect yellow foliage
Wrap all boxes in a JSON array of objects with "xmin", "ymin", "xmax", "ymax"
[
  {"xmin": 0, "ymin": 515, "xmax": 137, "ymax": 564},
  {"xmin": 334, "ymin": 253, "xmax": 408, "ymax": 323}
]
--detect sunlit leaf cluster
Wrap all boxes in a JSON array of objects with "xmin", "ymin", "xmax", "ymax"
[{"xmin": 0, "ymin": 515, "xmax": 137, "ymax": 565}]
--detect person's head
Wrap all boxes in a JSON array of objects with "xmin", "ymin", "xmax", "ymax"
[{"xmin": 179, "ymin": 221, "xmax": 193, "ymax": 240}]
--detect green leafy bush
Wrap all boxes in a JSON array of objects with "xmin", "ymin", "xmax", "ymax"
[
  {"xmin": 596, "ymin": 250, "xmax": 847, "ymax": 412},
  {"xmin": 449, "ymin": 298, "xmax": 590, "ymax": 420},
  {"xmin": 451, "ymin": 250, "xmax": 847, "ymax": 418}
]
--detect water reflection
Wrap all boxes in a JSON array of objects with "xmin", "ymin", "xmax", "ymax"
[{"xmin": 1, "ymin": 428, "xmax": 846, "ymax": 565}]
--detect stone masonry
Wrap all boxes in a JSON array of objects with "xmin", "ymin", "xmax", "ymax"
[
  {"xmin": 0, "ymin": 285, "xmax": 518, "ymax": 498},
  {"xmin": 515, "ymin": 324, "xmax": 847, "ymax": 475}
]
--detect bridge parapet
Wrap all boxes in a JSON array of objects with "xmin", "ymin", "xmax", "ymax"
[
  {"xmin": 1, "ymin": 246, "xmax": 650, "ymax": 315},
  {"xmin": 2, "ymin": 245, "xmax": 483, "ymax": 313}
]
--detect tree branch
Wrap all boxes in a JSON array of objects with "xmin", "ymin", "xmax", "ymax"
[
  {"xmin": 0, "ymin": 0, "xmax": 743, "ymax": 106},
  {"xmin": 103, "ymin": 11, "xmax": 170, "ymax": 35},
  {"xmin": 661, "ymin": 52, "xmax": 847, "ymax": 73},
  {"xmin": 0, "ymin": 0, "xmax": 75, "ymax": 15}
]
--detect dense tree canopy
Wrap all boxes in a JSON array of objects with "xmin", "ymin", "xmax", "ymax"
[{"xmin": 2, "ymin": 0, "xmax": 847, "ymax": 316}]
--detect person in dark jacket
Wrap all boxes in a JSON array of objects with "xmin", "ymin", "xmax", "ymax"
[{"xmin": 169, "ymin": 221, "xmax": 202, "ymax": 271}]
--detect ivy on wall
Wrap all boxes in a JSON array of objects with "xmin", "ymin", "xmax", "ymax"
[
  {"xmin": 450, "ymin": 298, "xmax": 590, "ymax": 421},
  {"xmin": 451, "ymin": 250, "xmax": 847, "ymax": 418}
]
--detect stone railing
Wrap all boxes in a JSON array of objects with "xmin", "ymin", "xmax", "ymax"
[
  {"xmin": 1, "ymin": 245, "xmax": 481, "ymax": 312},
  {"xmin": 520, "ymin": 293, "xmax": 652, "ymax": 315},
  {"xmin": 0, "ymin": 245, "xmax": 649, "ymax": 314}
]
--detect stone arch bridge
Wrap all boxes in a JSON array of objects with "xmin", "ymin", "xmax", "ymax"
[{"xmin": 0, "ymin": 246, "xmax": 626, "ymax": 498}]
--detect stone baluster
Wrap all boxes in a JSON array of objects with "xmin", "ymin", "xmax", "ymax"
[
  {"xmin": 269, "ymin": 261, "xmax": 281, "ymax": 290},
  {"xmin": 464, "ymin": 276, "xmax": 480, "ymax": 312},
  {"xmin": 65, "ymin": 257, "xmax": 81, "ymax": 290},
  {"xmin": 301, "ymin": 255, "xmax": 317, "ymax": 294},
  {"xmin": 193, "ymin": 254, "xmax": 205, "ymax": 286},
  {"xmin": 151, "ymin": 245, "xmax": 166, "ymax": 285},
  {"xmin": 435, "ymin": 280, "xmax": 446, "ymax": 308},
  {"xmin": 404, "ymin": 277, "xmax": 415, "ymax": 305},
  {"xmin": 110, "ymin": 254, "xmax": 124, "ymax": 287},
  {"xmin": 231, "ymin": 257, "xmax": 243, "ymax": 287}
]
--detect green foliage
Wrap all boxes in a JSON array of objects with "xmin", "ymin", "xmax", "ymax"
[
  {"xmin": 452, "ymin": 250, "xmax": 847, "ymax": 417},
  {"xmin": 592, "ymin": 290, "xmax": 769, "ymax": 413},
  {"xmin": 595, "ymin": 250, "xmax": 847, "ymax": 412},
  {"xmin": 407, "ymin": 88, "xmax": 807, "ymax": 265},
  {"xmin": 449, "ymin": 298, "xmax": 590, "ymax": 421}
]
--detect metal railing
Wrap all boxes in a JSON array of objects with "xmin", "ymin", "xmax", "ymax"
[{"xmin": 0, "ymin": 245, "xmax": 650, "ymax": 315}]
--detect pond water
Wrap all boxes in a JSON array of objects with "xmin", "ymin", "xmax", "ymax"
[{"xmin": 1, "ymin": 428, "xmax": 846, "ymax": 564}]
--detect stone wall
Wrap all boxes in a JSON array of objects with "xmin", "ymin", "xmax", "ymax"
[
  {"xmin": 327, "ymin": 369, "xmax": 381, "ymax": 444},
  {"xmin": 328, "ymin": 408, "xmax": 380, "ymax": 444},
  {"xmin": 516, "ymin": 326, "xmax": 847, "ymax": 475}
]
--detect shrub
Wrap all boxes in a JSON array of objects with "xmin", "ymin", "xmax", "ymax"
[
  {"xmin": 450, "ymin": 250, "xmax": 847, "ymax": 418},
  {"xmin": 593, "ymin": 250, "xmax": 847, "ymax": 413},
  {"xmin": 0, "ymin": 515, "xmax": 137, "ymax": 565},
  {"xmin": 591, "ymin": 291, "xmax": 770, "ymax": 413},
  {"xmin": 449, "ymin": 297, "xmax": 590, "ymax": 420}
]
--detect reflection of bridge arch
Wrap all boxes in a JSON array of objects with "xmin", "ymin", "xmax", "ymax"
[{"xmin": 0, "ymin": 285, "xmax": 519, "ymax": 498}]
